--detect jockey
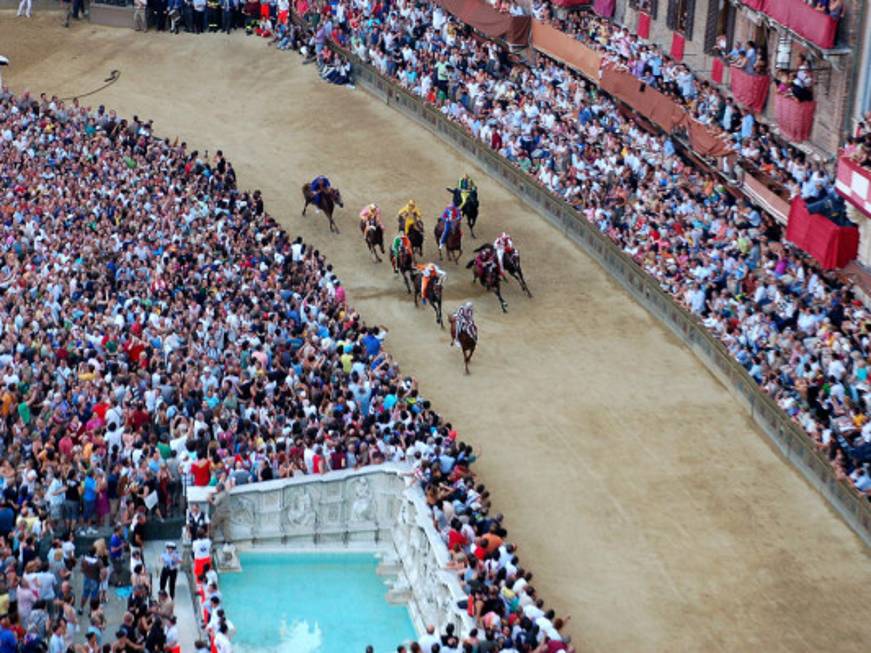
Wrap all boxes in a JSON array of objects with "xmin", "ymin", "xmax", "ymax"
[
  {"xmin": 398, "ymin": 199, "xmax": 422, "ymax": 234},
  {"xmin": 390, "ymin": 231, "xmax": 413, "ymax": 272},
  {"xmin": 310, "ymin": 176, "xmax": 330, "ymax": 207},
  {"xmin": 451, "ymin": 301, "xmax": 475, "ymax": 347},
  {"xmin": 438, "ymin": 204, "xmax": 461, "ymax": 249},
  {"xmin": 416, "ymin": 262, "xmax": 446, "ymax": 304},
  {"xmin": 359, "ymin": 203, "xmax": 383, "ymax": 235},
  {"xmin": 457, "ymin": 173, "xmax": 477, "ymax": 207},
  {"xmin": 493, "ymin": 232, "xmax": 514, "ymax": 273}
]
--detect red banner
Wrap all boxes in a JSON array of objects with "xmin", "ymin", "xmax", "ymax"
[
  {"xmin": 711, "ymin": 57, "xmax": 724, "ymax": 84},
  {"xmin": 434, "ymin": 0, "xmax": 530, "ymax": 45},
  {"xmin": 730, "ymin": 66, "xmax": 769, "ymax": 114},
  {"xmin": 741, "ymin": 0, "xmax": 764, "ymax": 10},
  {"xmin": 786, "ymin": 198, "xmax": 858, "ymax": 270},
  {"xmin": 670, "ymin": 32, "xmax": 685, "ymax": 61},
  {"xmin": 550, "ymin": 0, "xmax": 590, "ymax": 6},
  {"xmin": 637, "ymin": 11, "xmax": 651, "ymax": 39},
  {"xmin": 836, "ymin": 154, "xmax": 871, "ymax": 218},
  {"xmin": 760, "ymin": 0, "xmax": 838, "ymax": 50},
  {"xmin": 774, "ymin": 94, "xmax": 816, "ymax": 142},
  {"xmin": 593, "ymin": 0, "xmax": 615, "ymax": 18}
]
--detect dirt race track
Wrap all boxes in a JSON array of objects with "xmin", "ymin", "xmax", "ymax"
[{"xmin": 3, "ymin": 13, "xmax": 870, "ymax": 651}]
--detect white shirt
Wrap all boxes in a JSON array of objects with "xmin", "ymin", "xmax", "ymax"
[{"xmin": 192, "ymin": 538, "xmax": 212, "ymax": 560}]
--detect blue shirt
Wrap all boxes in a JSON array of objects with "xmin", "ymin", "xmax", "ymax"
[
  {"xmin": 361, "ymin": 334, "xmax": 381, "ymax": 358},
  {"xmin": 0, "ymin": 628, "xmax": 17, "ymax": 653},
  {"xmin": 83, "ymin": 476, "xmax": 97, "ymax": 502}
]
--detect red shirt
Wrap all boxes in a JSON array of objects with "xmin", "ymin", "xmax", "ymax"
[{"xmin": 191, "ymin": 459, "xmax": 212, "ymax": 487}]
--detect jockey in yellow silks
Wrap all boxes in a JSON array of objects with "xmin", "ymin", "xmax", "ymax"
[
  {"xmin": 457, "ymin": 173, "xmax": 476, "ymax": 208},
  {"xmin": 416, "ymin": 262, "xmax": 446, "ymax": 304},
  {"xmin": 398, "ymin": 200, "xmax": 422, "ymax": 234}
]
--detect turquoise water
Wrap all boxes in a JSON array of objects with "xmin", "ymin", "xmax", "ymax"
[{"xmin": 220, "ymin": 552, "xmax": 417, "ymax": 653}]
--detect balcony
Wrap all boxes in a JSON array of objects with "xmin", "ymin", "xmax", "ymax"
[
  {"xmin": 837, "ymin": 153, "xmax": 871, "ymax": 219},
  {"xmin": 739, "ymin": 0, "xmax": 841, "ymax": 51}
]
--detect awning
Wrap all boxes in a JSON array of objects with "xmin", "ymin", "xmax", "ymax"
[
  {"xmin": 530, "ymin": 20, "xmax": 602, "ymax": 81},
  {"xmin": 435, "ymin": 0, "xmax": 531, "ymax": 45}
]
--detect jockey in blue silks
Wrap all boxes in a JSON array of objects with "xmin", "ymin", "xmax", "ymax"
[
  {"xmin": 310, "ymin": 176, "xmax": 331, "ymax": 208},
  {"xmin": 438, "ymin": 204, "xmax": 461, "ymax": 249}
]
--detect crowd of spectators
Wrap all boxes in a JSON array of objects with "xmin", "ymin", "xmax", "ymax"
[
  {"xmin": 280, "ymin": 0, "xmax": 871, "ymax": 495},
  {"xmin": 0, "ymin": 70, "xmax": 579, "ymax": 650},
  {"xmin": 527, "ymin": 3, "xmax": 834, "ymax": 199},
  {"xmin": 845, "ymin": 112, "xmax": 871, "ymax": 168}
]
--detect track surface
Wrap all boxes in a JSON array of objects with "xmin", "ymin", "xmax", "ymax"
[{"xmin": 4, "ymin": 15, "xmax": 870, "ymax": 652}]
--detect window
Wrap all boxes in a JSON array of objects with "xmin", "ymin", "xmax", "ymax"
[
  {"xmin": 666, "ymin": 0, "xmax": 695, "ymax": 39},
  {"xmin": 704, "ymin": 0, "xmax": 735, "ymax": 54},
  {"xmin": 630, "ymin": 0, "xmax": 658, "ymax": 18}
]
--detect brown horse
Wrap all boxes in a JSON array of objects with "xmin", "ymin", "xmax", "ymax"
[
  {"xmin": 413, "ymin": 271, "xmax": 444, "ymax": 328},
  {"xmin": 360, "ymin": 220, "xmax": 385, "ymax": 262},
  {"xmin": 467, "ymin": 251, "xmax": 507, "ymax": 312},
  {"xmin": 391, "ymin": 244, "xmax": 416, "ymax": 294},
  {"xmin": 301, "ymin": 184, "xmax": 343, "ymax": 233},
  {"xmin": 434, "ymin": 218, "xmax": 462, "ymax": 264},
  {"xmin": 398, "ymin": 215, "xmax": 425, "ymax": 257},
  {"xmin": 450, "ymin": 304, "xmax": 477, "ymax": 374}
]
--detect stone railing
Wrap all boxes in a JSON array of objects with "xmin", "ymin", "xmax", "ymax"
[
  {"xmin": 186, "ymin": 465, "xmax": 474, "ymax": 636},
  {"xmin": 332, "ymin": 47, "xmax": 871, "ymax": 547}
]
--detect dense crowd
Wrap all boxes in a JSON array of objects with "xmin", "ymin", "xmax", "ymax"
[
  {"xmin": 0, "ymin": 72, "xmax": 577, "ymax": 650},
  {"xmin": 529, "ymin": 2, "xmax": 833, "ymax": 199},
  {"xmin": 283, "ymin": 0, "xmax": 871, "ymax": 493}
]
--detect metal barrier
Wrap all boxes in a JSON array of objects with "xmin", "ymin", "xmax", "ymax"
[{"xmin": 338, "ymin": 48, "xmax": 871, "ymax": 547}]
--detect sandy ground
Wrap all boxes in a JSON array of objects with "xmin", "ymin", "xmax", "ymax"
[{"xmin": 2, "ymin": 14, "xmax": 870, "ymax": 652}]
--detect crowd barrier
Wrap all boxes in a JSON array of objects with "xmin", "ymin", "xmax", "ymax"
[{"xmin": 338, "ymin": 47, "xmax": 871, "ymax": 547}]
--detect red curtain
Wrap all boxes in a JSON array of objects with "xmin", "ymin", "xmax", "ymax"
[
  {"xmin": 741, "ymin": 0, "xmax": 764, "ymax": 10},
  {"xmin": 786, "ymin": 198, "xmax": 859, "ymax": 269},
  {"xmin": 670, "ymin": 32, "xmax": 685, "ymax": 61},
  {"xmin": 775, "ymin": 94, "xmax": 816, "ymax": 142},
  {"xmin": 761, "ymin": 0, "xmax": 838, "ymax": 50},
  {"xmin": 593, "ymin": 0, "xmax": 615, "ymax": 18},
  {"xmin": 711, "ymin": 57, "xmax": 724, "ymax": 84},
  {"xmin": 730, "ymin": 66, "xmax": 769, "ymax": 114},
  {"xmin": 637, "ymin": 11, "xmax": 651, "ymax": 39}
]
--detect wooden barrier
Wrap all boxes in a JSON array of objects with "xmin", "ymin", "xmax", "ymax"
[{"xmin": 340, "ymin": 48, "xmax": 871, "ymax": 547}]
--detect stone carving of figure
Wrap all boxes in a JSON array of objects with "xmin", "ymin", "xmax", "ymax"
[
  {"xmin": 350, "ymin": 478, "xmax": 375, "ymax": 522},
  {"xmin": 283, "ymin": 488, "xmax": 315, "ymax": 531},
  {"xmin": 229, "ymin": 494, "xmax": 257, "ymax": 539},
  {"xmin": 209, "ymin": 485, "xmax": 232, "ymax": 542}
]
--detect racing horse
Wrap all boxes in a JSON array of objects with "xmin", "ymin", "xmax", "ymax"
[
  {"xmin": 361, "ymin": 219, "xmax": 385, "ymax": 262},
  {"xmin": 447, "ymin": 186, "xmax": 479, "ymax": 238},
  {"xmin": 450, "ymin": 302, "xmax": 478, "ymax": 375},
  {"xmin": 301, "ymin": 184, "xmax": 344, "ymax": 233},
  {"xmin": 413, "ymin": 271, "xmax": 444, "ymax": 328},
  {"xmin": 477, "ymin": 243, "xmax": 532, "ymax": 299},
  {"xmin": 434, "ymin": 218, "xmax": 463, "ymax": 264},
  {"xmin": 467, "ymin": 250, "xmax": 508, "ymax": 313},
  {"xmin": 402, "ymin": 215, "xmax": 425, "ymax": 257},
  {"xmin": 392, "ymin": 244, "xmax": 416, "ymax": 294}
]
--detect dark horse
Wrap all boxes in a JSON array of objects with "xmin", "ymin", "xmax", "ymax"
[
  {"xmin": 413, "ymin": 272, "xmax": 444, "ymax": 328},
  {"xmin": 434, "ymin": 218, "xmax": 463, "ymax": 264},
  {"xmin": 447, "ymin": 186, "xmax": 479, "ymax": 238},
  {"xmin": 401, "ymin": 216, "xmax": 425, "ymax": 257},
  {"xmin": 466, "ymin": 251, "xmax": 508, "ymax": 313},
  {"xmin": 450, "ymin": 305, "xmax": 477, "ymax": 375},
  {"xmin": 361, "ymin": 220, "xmax": 385, "ymax": 262},
  {"xmin": 475, "ymin": 244, "xmax": 532, "ymax": 298},
  {"xmin": 301, "ymin": 184, "xmax": 344, "ymax": 233},
  {"xmin": 392, "ymin": 245, "xmax": 416, "ymax": 294}
]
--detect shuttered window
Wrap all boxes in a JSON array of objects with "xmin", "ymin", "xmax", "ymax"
[{"xmin": 666, "ymin": 0, "xmax": 695, "ymax": 39}]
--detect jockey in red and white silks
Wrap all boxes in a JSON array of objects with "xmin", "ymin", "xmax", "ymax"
[{"xmin": 494, "ymin": 232, "xmax": 514, "ymax": 273}]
